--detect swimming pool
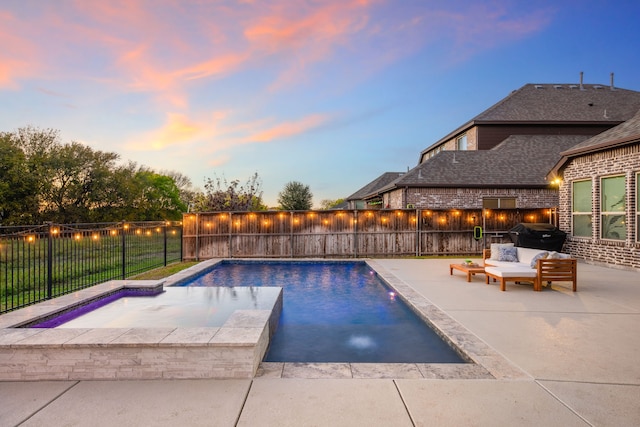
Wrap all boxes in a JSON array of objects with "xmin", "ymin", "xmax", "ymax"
[{"xmin": 177, "ymin": 261, "xmax": 465, "ymax": 364}]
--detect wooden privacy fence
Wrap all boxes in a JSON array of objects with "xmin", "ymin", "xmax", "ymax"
[{"xmin": 183, "ymin": 208, "xmax": 554, "ymax": 259}]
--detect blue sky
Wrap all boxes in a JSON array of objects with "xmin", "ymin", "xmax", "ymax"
[{"xmin": 2, "ymin": 0, "xmax": 639, "ymax": 207}]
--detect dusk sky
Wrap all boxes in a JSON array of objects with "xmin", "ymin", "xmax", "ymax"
[{"xmin": 2, "ymin": 1, "xmax": 640, "ymax": 207}]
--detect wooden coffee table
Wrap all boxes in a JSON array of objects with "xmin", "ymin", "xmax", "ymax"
[{"xmin": 450, "ymin": 263, "xmax": 485, "ymax": 282}]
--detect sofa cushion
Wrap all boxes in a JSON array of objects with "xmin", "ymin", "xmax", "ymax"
[
  {"xmin": 484, "ymin": 260, "xmax": 522, "ymax": 268},
  {"xmin": 529, "ymin": 251, "xmax": 549, "ymax": 268},
  {"xmin": 489, "ymin": 243, "xmax": 514, "ymax": 260},
  {"xmin": 547, "ymin": 251, "xmax": 571, "ymax": 259},
  {"xmin": 485, "ymin": 266, "xmax": 537, "ymax": 278},
  {"xmin": 516, "ymin": 247, "xmax": 547, "ymax": 265},
  {"xmin": 497, "ymin": 246, "xmax": 518, "ymax": 262}
]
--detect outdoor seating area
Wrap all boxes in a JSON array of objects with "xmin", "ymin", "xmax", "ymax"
[{"xmin": 483, "ymin": 245, "xmax": 577, "ymax": 291}]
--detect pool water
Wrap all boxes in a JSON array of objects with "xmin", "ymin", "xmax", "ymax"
[
  {"xmin": 31, "ymin": 287, "xmax": 281, "ymax": 328},
  {"xmin": 179, "ymin": 261, "xmax": 465, "ymax": 363}
]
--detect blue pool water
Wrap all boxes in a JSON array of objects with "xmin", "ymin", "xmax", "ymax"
[{"xmin": 179, "ymin": 261, "xmax": 465, "ymax": 363}]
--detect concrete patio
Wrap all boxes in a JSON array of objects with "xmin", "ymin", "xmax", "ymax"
[{"xmin": 1, "ymin": 258, "xmax": 639, "ymax": 426}]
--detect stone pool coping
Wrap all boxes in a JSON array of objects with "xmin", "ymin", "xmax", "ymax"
[{"xmin": 0, "ymin": 258, "xmax": 527, "ymax": 381}]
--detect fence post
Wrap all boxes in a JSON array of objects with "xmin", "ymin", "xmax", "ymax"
[
  {"xmin": 121, "ymin": 221, "xmax": 126, "ymax": 279},
  {"xmin": 46, "ymin": 222, "xmax": 53, "ymax": 299},
  {"xmin": 353, "ymin": 210, "xmax": 358, "ymax": 258},
  {"xmin": 179, "ymin": 222, "xmax": 183, "ymax": 262},
  {"xmin": 228, "ymin": 213, "xmax": 232, "ymax": 259},
  {"xmin": 416, "ymin": 209, "xmax": 420, "ymax": 257},
  {"xmin": 195, "ymin": 213, "xmax": 200, "ymax": 261},
  {"xmin": 163, "ymin": 222, "xmax": 168, "ymax": 266}
]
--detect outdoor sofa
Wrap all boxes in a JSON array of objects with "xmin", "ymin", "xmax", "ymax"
[{"xmin": 483, "ymin": 244, "xmax": 577, "ymax": 292}]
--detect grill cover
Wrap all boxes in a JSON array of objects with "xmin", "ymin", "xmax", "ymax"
[{"xmin": 508, "ymin": 223, "xmax": 566, "ymax": 252}]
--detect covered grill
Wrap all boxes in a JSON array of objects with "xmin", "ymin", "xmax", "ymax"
[{"xmin": 508, "ymin": 223, "xmax": 566, "ymax": 252}]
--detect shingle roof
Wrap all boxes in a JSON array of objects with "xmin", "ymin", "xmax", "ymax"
[
  {"xmin": 560, "ymin": 108, "xmax": 640, "ymax": 155},
  {"xmin": 475, "ymin": 83, "xmax": 640, "ymax": 122},
  {"xmin": 390, "ymin": 135, "xmax": 588, "ymax": 190},
  {"xmin": 420, "ymin": 83, "xmax": 640, "ymax": 156},
  {"xmin": 550, "ymin": 109, "xmax": 640, "ymax": 176},
  {"xmin": 346, "ymin": 172, "xmax": 405, "ymax": 200}
]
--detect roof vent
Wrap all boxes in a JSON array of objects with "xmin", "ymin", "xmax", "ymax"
[
  {"xmin": 569, "ymin": 84, "xmax": 578, "ymax": 89},
  {"xmin": 554, "ymin": 85, "xmax": 562, "ymax": 89},
  {"xmin": 610, "ymin": 72, "xmax": 615, "ymax": 90},
  {"xmin": 534, "ymin": 84, "xmax": 544, "ymax": 89},
  {"xmin": 593, "ymin": 85, "xmax": 603, "ymax": 89}
]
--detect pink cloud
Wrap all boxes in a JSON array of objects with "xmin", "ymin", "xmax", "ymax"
[
  {"xmin": 0, "ymin": 11, "xmax": 41, "ymax": 88},
  {"xmin": 243, "ymin": 1, "xmax": 373, "ymax": 90},
  {"xmin": 243, "ymin": 114, "xmax": 329, "ymax": 143}
]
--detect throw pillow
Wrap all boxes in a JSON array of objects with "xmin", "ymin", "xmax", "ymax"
[
  {"xmin": 497, "ymin": 246, "xmax": 518, "ymax": 262},
  {"xmin": 530, "ymin": 251, "xmax": 549, "ymax": 268},
  {"xmin": 490, "ymin": 243, "xmax": 514, "ymax": 260}
]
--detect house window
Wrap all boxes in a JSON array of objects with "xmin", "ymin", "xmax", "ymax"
[
  {"xmin": 483, "ymin": 198, "xmax": 516, "ymax": 209},
  {"xmin": 600, "ymin": 175, "xmax": 626, "ymax": 240},
  {"xmin": 572, "ymin": 179, "xmax": 592, "ymax": 237},
  {"xmin": 456, "ymin": 134, "xmax": 468, "ymax": 150}
]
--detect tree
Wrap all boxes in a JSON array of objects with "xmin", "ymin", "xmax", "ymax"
[
  {"xmin": 1, "ymin": 126, "xmax": 191, "ymax": 223},
  {"xmin": 0, "ymin": 133, "xmax": 38, "ymax": 224},
  {"xmin": 194, "ymin": 172, "xmax": 265, "ymax": 212},
  {"xmin": 130, "ymin": 169, "xmax": 187, "ymax": 220},
  {"xmin": 319, "ymin": 198, "xmax": 345, "ymax": 210},
  {"xmin": 38, "ymin": 142, "xmax": 120, "ymax": 223},
  {"xmin": 278, "ymin": 181, "xmax": 313, "ymax": 210},
  {"xmin": 162, "ymin": 170, "xmax": 199, "ymax": 212}
]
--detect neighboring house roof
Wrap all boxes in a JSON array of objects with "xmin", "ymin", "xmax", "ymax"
[
  {"xmin": 378, "ymin": 135, "xmax": 588, "ymax": 193},
  {"xmin": 346, "ymin": 172, "xmax": 405, "ymax": 201},
  {"xmin": 330, "ymin": 200, "xmax": 350, "ymax": 210},
  {"xmin": 550, "ymin": 109, "xmax": 640, "ymax": 176},
  {"xmin": 420, "ymin": 83, "xmax": 640, "ymax": 158}
]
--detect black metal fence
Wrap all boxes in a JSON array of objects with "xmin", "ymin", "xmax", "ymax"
[{"xmin": 0, "ymin": 221, "xmax": 182, "ymax": 314}]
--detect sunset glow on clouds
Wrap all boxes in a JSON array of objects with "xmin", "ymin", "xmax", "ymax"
[{"xmin": 1, "ymin": 1, "xmax": 639, "ymax": 205}]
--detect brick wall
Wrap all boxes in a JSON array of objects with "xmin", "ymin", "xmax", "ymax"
[
  {"xmin": 387, "ymin": 187, "xmax": 558, "ymax": 210},
  {"xmin": 441, "ymin": 127, "xmax": 478, "ymax": 151},
  {"xmin": 421, "ymin": 127, "xmax": 479, "ymax": 162},
  {"xmin": 559, "ymin": 142, "xmax": 640, "ymax": 270}
]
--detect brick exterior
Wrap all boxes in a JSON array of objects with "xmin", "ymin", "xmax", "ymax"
[
  {"xmin": 386, "ymin": 187, "xmax": 558, "ymax": 210},
  {"xmin": 442, "ymin": 127, "xmax": 478, "ymax": 152},
  {"xmin": 559, "ymin": 142, "xmax": 640, "ymax": 270},
  {"xmin": 423, "ymin": 127, "xmax": 479, "ymax": 161}
]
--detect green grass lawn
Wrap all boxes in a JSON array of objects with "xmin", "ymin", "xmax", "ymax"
[{"xmin": 130, "ymin": 261, "xmax": 200, "ymax": 280}]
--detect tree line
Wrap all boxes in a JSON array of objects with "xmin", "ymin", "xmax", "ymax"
[{"xmin": 1, "ymin": 127, "xmax": 344, "ymax": 226}]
